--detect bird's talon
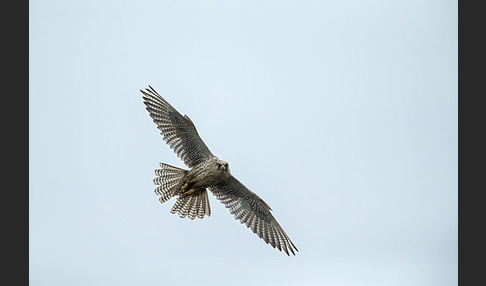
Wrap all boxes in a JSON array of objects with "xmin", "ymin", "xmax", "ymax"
[
  {"xmin": 185, "ymin": 189, "xmax": 196, "ymax": 195},
  {"xmin": 181, "ymin": 182, "xmax": 189, "ymax": 191}
]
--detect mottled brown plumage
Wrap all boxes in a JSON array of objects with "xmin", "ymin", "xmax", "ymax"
[{"xmin": 141, "ymin": 86, "xmax": 298, "ymax": 256}]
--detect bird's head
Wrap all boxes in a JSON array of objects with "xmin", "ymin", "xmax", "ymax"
[{"xmin": 215, "ymin": 159, "xmax": 230, "ymax": 174}]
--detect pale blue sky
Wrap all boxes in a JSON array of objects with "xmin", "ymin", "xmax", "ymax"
[{"xmin": 30, "ymin": 1, "xmax": 457, "ymax": 285}]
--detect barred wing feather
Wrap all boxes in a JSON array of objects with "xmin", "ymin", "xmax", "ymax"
[
  {"xmin": 141, "ymin": 86, "xmax": 213, "ymax": 168},
  {"xmin": 209, "ymin": 176, "xmax": 298, "ymax": 256}
]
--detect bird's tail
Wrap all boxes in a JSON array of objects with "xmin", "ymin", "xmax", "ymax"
[
  {"xmin": 170, "ymin": 189, "xmax": 211, "ymax": 219},
  {"xmin": 153, "ymin": 163, "xmax": 188, "ymax": 203},
  {"xmin": 153, "ymin": 163, "xmax": 211, "ymax": 220}
]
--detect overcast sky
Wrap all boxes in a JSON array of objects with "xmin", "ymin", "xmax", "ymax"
[{"xmin": 30, "ymin": 1, "xmax": 457, "ymax": 285}]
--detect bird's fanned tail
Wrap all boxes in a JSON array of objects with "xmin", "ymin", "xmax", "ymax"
[
  {"xmin": 170, "ymin": 190, "xmax": 211, "ymax": 219},
  {"xmin": 153, "ymin": 163, "xmax": 187, "ymax": 203},
  {"xmin": 153, "ymin": 163, "xmax": 211, "ymax": 220}
]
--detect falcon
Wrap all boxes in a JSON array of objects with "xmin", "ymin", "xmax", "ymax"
[{"xmin": 141, "ymin": 86, "xmax": 298, "ymax": 256}]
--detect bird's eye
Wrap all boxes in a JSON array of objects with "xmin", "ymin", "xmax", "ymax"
[{"xmin": 216, "ymin": 163, "xmax": 221, "ymax": 169}]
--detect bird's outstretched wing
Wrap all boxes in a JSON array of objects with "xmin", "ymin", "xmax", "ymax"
[
  {"xmin": 209, "ymin": 176, "xmax": 298, "ymax": 256},
  {"xmin": 141, "ymin": 86, "xmax": 213, "ymax": 168}
]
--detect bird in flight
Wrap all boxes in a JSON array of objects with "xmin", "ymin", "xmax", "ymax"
[{"xmin": 141, "ymin": 86, "xmax": 298, "ymax": 256}]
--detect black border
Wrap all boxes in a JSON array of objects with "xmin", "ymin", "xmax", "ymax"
[
  {"xmin": 458, "ymin": 0, "xmax": 477, "ymax": 285},
  {"xmin": 4, "ymin": 0, "xmax": 29, "ymax": 284}
]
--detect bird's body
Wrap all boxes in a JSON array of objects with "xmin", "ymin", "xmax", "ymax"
[
  {"xmin": 141, "ymin": 86, "xmax": 298, "ymax": 256},
  {"xmin": 182, "ymin": 156, "xmax": 231, "ymax": 192}
]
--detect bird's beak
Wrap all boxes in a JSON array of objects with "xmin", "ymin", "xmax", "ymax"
[{"xmin": 221, "ymin": 165, "xmax": 226, "ymax": 171}]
